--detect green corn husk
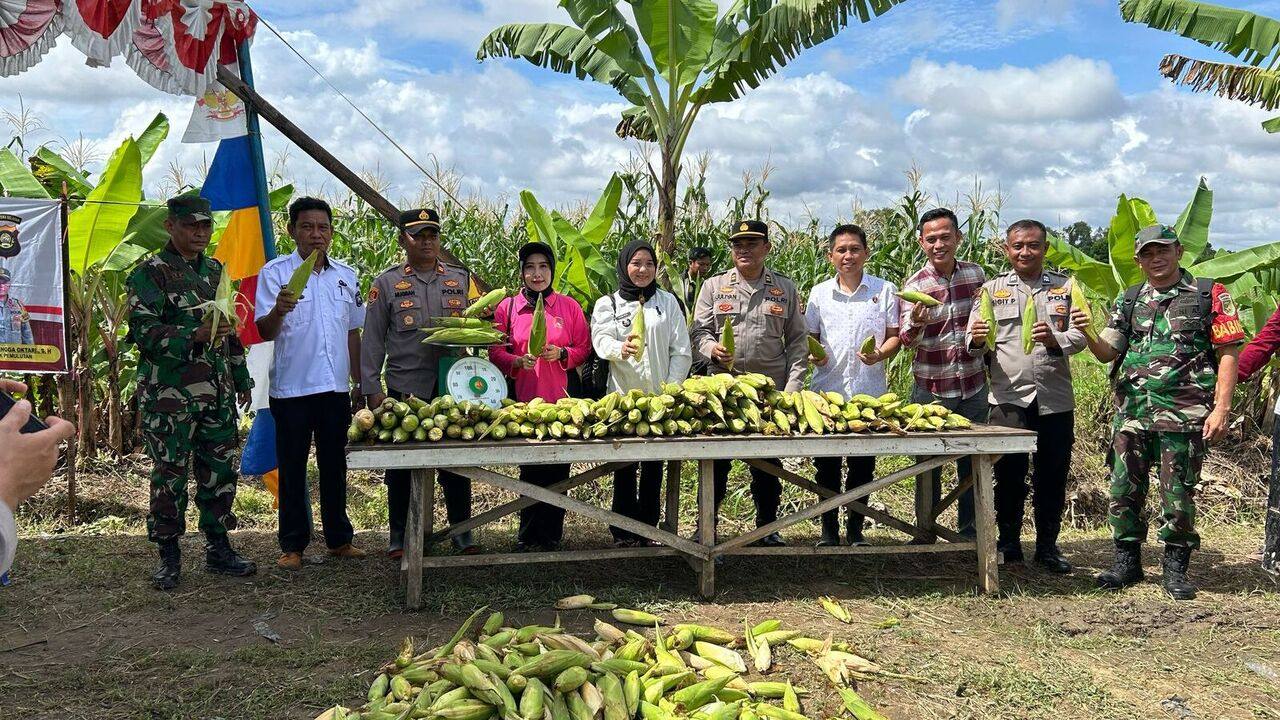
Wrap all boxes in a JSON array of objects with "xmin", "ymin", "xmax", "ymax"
[
  {"xmin": 720, "ymin": 320, "xmax": 735, "ymax": 370},
  {"xmin": 1021, "ymin": 294, "xmax": 1037, "ymax": 354},
  {"xmin": 896, "ymin": 290, "xmax": 940, "ymax": 307},
  {"xmin": 693, "ymin": 642, "xmax": 746, "ymax": 673},
  {"xmin": 1069, "ymin": 278, "xmax": 1097, "ymax": 340},
  {"xmin": 513, "ymin": 650, "xmax": 593, "ymax": 680},
  {"xmin": 978, "ymin": 287, "xmax": 997, "ymax": 351},
  {"xmin": 632, "ymin": 303, "xmax": 647, "ymax": 358},
  {"xmin": 838, "ymin": 688, "xmax": 889, "ymax": 720},
  {"xmin": 528, "ymin": 294, "xmax": 547, "ymax": 357},
  {"xmin": 482, "ymin": 612, "xmax": 505, "ymax": 636},
  {"xmin": 285, "ymin": 249, "xmax": 318, "ymax": 300},
  {"xmin": 611, "ymin": 608, "xmax": 662, "ymax": 626},
  {"xmin": 520, "ymin": 678, "xmax": 546, "ymax": 720},
  {"xmin": 858, "ymin": 335, "xmax": 875, "ymax": 355},
  {"xmin": 807, "ymin": 335, "xmax": 826, "ymax": 362},
  {"xmin": 465, "ymin": 287, "xmax": 510, "ymax": 318}
]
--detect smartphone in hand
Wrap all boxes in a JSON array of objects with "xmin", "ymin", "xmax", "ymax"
[{"xmin": 0, "ymin": 389, "xmax": 50, "ymax": 434}]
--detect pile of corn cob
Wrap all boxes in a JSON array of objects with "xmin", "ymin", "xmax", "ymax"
[
  {"xmin": 348, "ymin": 373, "xmax": 973, "ymax": 445},
  {"xmin": 314, "ymin": 602, "xmax": 890, "ymax": 720},
  {"xmin": 421, "ymin": 288, "xmax": 512, "ymax": 346}
]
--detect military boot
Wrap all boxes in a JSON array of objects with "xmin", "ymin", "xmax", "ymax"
[
  {"xmin": 1162, "ymin": 545, "xmax": 1197, "ymax": 600},
  {"xmin": 205, "ymin": 534, "xmax": 257, "ymax": 577},
  {"xmin": 1096, "ymin": 540, "xmax": 1144, "ymax": 590},
  {"xmin": 816, "ymin": 511, "xmax": 841, "ymax": 547},
  {"xmin": 152, "ymin": 540, "xmax": 181, "ymax": 590}
]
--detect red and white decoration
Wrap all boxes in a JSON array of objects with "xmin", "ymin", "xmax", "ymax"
[{"xmin": 1, "ymin": 0, "xmax": 257, "ymax": 96}]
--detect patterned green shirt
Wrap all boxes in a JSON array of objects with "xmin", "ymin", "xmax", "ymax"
[
  {"xmin": 126, "ymin": 244, "xmax": 252, "ymax": 413},
  {"xmin": 1101, "ymin": 272, "xmax": 1243, "ymax": 433}
]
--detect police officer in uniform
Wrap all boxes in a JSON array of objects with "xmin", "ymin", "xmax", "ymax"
[
  {"xmin": 967, "ymin": 220, "xmax": 1086, "ymax": 573},
  {"xmin": 362, "ymin": 208, "xmax": 476, "ymax": 558},
  {"xmin": 1076, "ymin": 224, "xmax": 1243, "ymax": 600},
  {"xmin": 691, "ymin": 220, "xmax": 808, "ymax": 545},
  {"xmin": 126, "ymin": 196, "xmax": 256, "ymax": 589},
  {"xmin": 0, "ymin": 268, "xmax": 33, "ymax": 345}
]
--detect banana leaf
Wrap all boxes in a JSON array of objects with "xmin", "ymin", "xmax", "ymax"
[
  {"xmin": 68, "ymin": 138, "xmax": 143, "ymax": 275},
  {"xmin": 1190, "ymin": 240, "xmax": 1280, "ymax": 282},
  {"xmin": 1106, "ymin": 194, "xmax": 1155, "ymax": 290},
  {"xmin": 0, "ymin": 148, "xmax": 50, "ymax": 198},
  {"xmin": 1046, "ymin": 230, "xmax": 1120, "ymax": 301},
  {"xmin": 1173, "ymin": 177, "xmax": 1212, "ymax": 267},
  {"xmin": 135, "ymin": 113, "xmax": 170, "ymax": 166},
  {"xmin": 33, "ymin": 147, "xmax": 94, "ymax": 197}
]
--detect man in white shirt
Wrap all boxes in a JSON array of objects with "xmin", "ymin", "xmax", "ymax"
[
  {"xmin": 255, "ymin": 197, "xmax": 366, "ymax": 570},
  {"xmin": 805, "ymin": 224, "xmax": 901, "ymax": 546}
]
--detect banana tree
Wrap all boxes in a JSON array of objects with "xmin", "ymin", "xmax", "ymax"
[
  {"xmin": 1120, "ymin": 0, "xmax": 1280, "ymax": 132},
  {"xmin": 521, "ymin": 173, "xmax": 622, "ymax": 311},
  {"xmin": 477, "ymin": 0, "xmax": 908, "ymax": 255},
  {"xmin": 1047, "ymin": 177, "xmax": 1280, "ymax": 335}
]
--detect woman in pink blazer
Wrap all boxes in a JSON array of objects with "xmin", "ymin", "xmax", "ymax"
[{"xmin": 490, "ymin": 241, "xmax": 591, "ymax": 551}]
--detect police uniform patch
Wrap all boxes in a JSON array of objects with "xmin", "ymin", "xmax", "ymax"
[
  {"xmin": 994, "ymin": 289, "xmax": 1012, "ymax": 299},
  {"xmin": 451, "ymin": 311, "xmax": 461, "ymax": 317},
  {"xmin": 444, "ymin": 279, "xmax": 459, "ymax": 288},
  {"xmin": 717, "ymin": 302, "xmax": 734, "ymax": 312},
  {"xmin": 768, "ymin": 287, "xmax": 784, "ymax": 297},
  {"xmin": 448, "ymin": 298, "xmax": 463, "ymax": 308},
  {"xmin": 1218, "ymin": 291, "xmax": 1237, "ymax": 317},
  {"xmin": 1052, "ymin": 303, "xmax": 1068, "ymax": 315},
  {"xmin": 403, "ymin": 314, "xmax": 415, "ymax": 326},
  {"xmin": 768, "ymin": 304, "xmax": 784, "ymax": 316},
  {"xmin": 399, "ymin": 300, "xmax": 415, "ymax": 309},
  {"xmin": 394, "ymin": 280, "xmax": 412, "ymax": 290},
  {"xmin": 1048, "ymin": 287, "xmax": 1067, "ymax": 296},
  {"xmin": 740, "ymin": 222, "xmax": 749, "ymax": 232},
  {"xmin": 368, "ymin": 287, "xmax": 379, "ymax": 302}
]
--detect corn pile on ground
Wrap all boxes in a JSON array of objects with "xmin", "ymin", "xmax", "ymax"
[
  {"xmin": 315, "ymin": 604, "xmax": 894, "ymax": 720},
  {"xmin": 348, "ymin": 373, "xmax": 975, "ymax": 445}
]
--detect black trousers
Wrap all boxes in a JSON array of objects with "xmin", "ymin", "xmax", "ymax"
[
  {"xmin": 518, "ymin": 464, "xmax": 570, "ymax": 547},
  {"xmin": 611, "ymin": 461, "xmax": 664, "ymax": 541},
  {"xmin": 815, "ymin": 456, "xmax": 876, "ymax": 537},
  {"xmin": 271, "ymin": 392, "xmax": 354, "ymax": 553},
  {"xmin": 713, "ymin": 458, "xmax": 782, "ymax": 526},
  {"xmin": 988, "ymin": 403, "xmax": 1074, "ymax": 549},
  {"xmin": 384, "ymin": 389, "xmax": 471, "ymax": 550}
]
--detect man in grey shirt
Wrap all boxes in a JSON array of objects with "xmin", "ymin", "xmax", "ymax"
[{"xmin": 967, "ymin": 219, "xmax": 1087, "ymax": 573}]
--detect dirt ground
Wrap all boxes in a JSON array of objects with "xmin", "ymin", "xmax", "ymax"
[{"xmin": 2, "ymin": 516, "xmax": 1278, "ymax": 719}]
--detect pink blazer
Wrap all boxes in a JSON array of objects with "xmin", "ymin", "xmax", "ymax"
[{"xmin": 490, "ymin": 292, "xmax": 591, "ymax": 402}]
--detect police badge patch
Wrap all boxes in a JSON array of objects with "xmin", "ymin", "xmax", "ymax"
[
  {"xmin": 1218, "ymin": 291, "xmax": 1237, "ymax": 317},
  {"xmin": 0, "ymin": 214, "xmax": 21, "ymax": 259}
]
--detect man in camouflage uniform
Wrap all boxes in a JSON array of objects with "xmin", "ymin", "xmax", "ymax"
[
  {"xmin": 361, "ymin": 208, "xmax": 476, "ymax": 558},
  {"xmin": 0, "ymin": 268, "xmax": 34, "ymax": 345},
  {"xmin": 1076, "ymin": 224, "xmax": 1242, "ymax": 600},
  {"xmin": 126, "ymin": 196, "xmax": 256, "ymax": 590}
]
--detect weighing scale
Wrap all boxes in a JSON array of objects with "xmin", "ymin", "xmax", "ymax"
[{"xmin": 437, "ymin": 347, "xmax": 508, "ymax": 410}]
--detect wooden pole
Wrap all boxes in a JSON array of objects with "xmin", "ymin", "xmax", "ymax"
[
  {"xmin": 58, "ymin": 186, "xmax": 76, "ymax": 525},
  {"xmin": 214, "ymin": 65, "xmax": 488, "ymax": 291}
]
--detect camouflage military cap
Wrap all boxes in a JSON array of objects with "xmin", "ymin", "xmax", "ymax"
[
  {"xmin": 1135, "ymin": 224, "xmax": 1179, "ymax": 252},
  {"xmin": 168, "ymin": 196, "xmax": 212, "ymax": 222}
]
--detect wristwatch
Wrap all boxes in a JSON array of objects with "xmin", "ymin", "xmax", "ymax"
[{"xmin": 559, "ymin": 347, "xmax": 568, "ymax": 362}]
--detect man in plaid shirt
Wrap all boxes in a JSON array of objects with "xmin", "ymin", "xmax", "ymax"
[{"xmin": 899, "ymin": 208, "xmax": 989, "ymax": 538}]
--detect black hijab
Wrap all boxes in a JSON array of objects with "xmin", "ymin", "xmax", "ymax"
[
  {"xmin": 617, "ymin": 239, "xmax": 658, "ymax": 303},
  {"xmin": 518, "ymin": 241, "xmax": 556, "ymax": 303}
]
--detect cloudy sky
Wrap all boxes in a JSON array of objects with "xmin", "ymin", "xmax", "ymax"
[{"xmin": 3, "ymin": 0, "xmax": 1279, "ymax": 248}]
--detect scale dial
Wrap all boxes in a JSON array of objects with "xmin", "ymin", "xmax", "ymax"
[{"xmin": 445, "ymin": 356, "xmax": 508, "ymax": 409}]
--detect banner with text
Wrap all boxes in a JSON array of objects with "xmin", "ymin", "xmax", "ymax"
[{"xmin": 0, "ymin": 197, "xmax": 67, "ymax": 373}]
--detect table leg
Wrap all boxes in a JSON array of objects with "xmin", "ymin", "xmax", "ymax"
[
  {"xmin": 697, "ymin": 459, "xmax": 715, "ymax": 598},
  {"xmin": 914, "ymin": 458, "xmax": 937, "ymax": 543},
  {"xmin": 664, "ymin": 461, "xmax": 682, "ymax": 534},
  {"xmin": 403, "ymin": 468, "xmax": 435, "ymax": 610},
  {"xmin": 972, "ymin": 454, "xmax": 999, "ymax": 594}
]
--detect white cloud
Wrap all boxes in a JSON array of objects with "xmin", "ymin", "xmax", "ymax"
[{"xmin": 3, "ymin": 19, "xmax": 1279, "ymax": 250}]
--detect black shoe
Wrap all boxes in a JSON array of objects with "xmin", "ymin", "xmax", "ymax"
[
  {"xmin": 1033, "ymin": 545, "xmax": 1072, "ymax": 574},
  {"xmin": 514, "ymin": 542, "xmax": 535, "ymax": 553},
  {"xmin": 998, "ymin": 541, "xmax": 1025, "ymax": 565},
  {"xmin": 1162, "ymin": 545, "xmax": 1197, "ymax": 600},
  {"xmin": 846, "ymin": 518, "xmax": 867, "ymax": 546},
  {"xmin": 1097, "ymin": 541, "xmax": 1144, "ymax": 590},
  {"xmin": 452, "ymin": 531, "xmax": 477, "ymax": 554},
  {"xmin": 205, "ymin": 535, "xmax": 257, "ymax": 577},
  {"xmin": 817, "ymin": 513, "xmax": 841, "ymax": 547},
  {"xmin": 754, "ymin": 532, "xmax": 786, "ymax": 547},
  {"xmin": 152, "ymin": 540, "xmax": 181, "ymax": 590}
]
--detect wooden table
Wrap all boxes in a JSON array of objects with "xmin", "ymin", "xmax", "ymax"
[{"xmin": 347, "ymin": 427, "xmax": 1037, "ymax": 608}]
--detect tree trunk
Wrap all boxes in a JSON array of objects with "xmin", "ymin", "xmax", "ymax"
[
  {"xmin": 75, "ymin": 315, "xmax": 96, "ymax": 457},
  {"xmin": 1265, "ymin": 434, "xmax": 1279, "ymax": 576},
  {"xmin": 57, "ymin": 372, "xmax": 78, "ymax": 525},
  {"xmin": 106, "ymin": 348, "xmax": 123, "ymax": 454},
  {"xmin": 658, "ymin": 139, "xmax": 679, "ymax": 258}
]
